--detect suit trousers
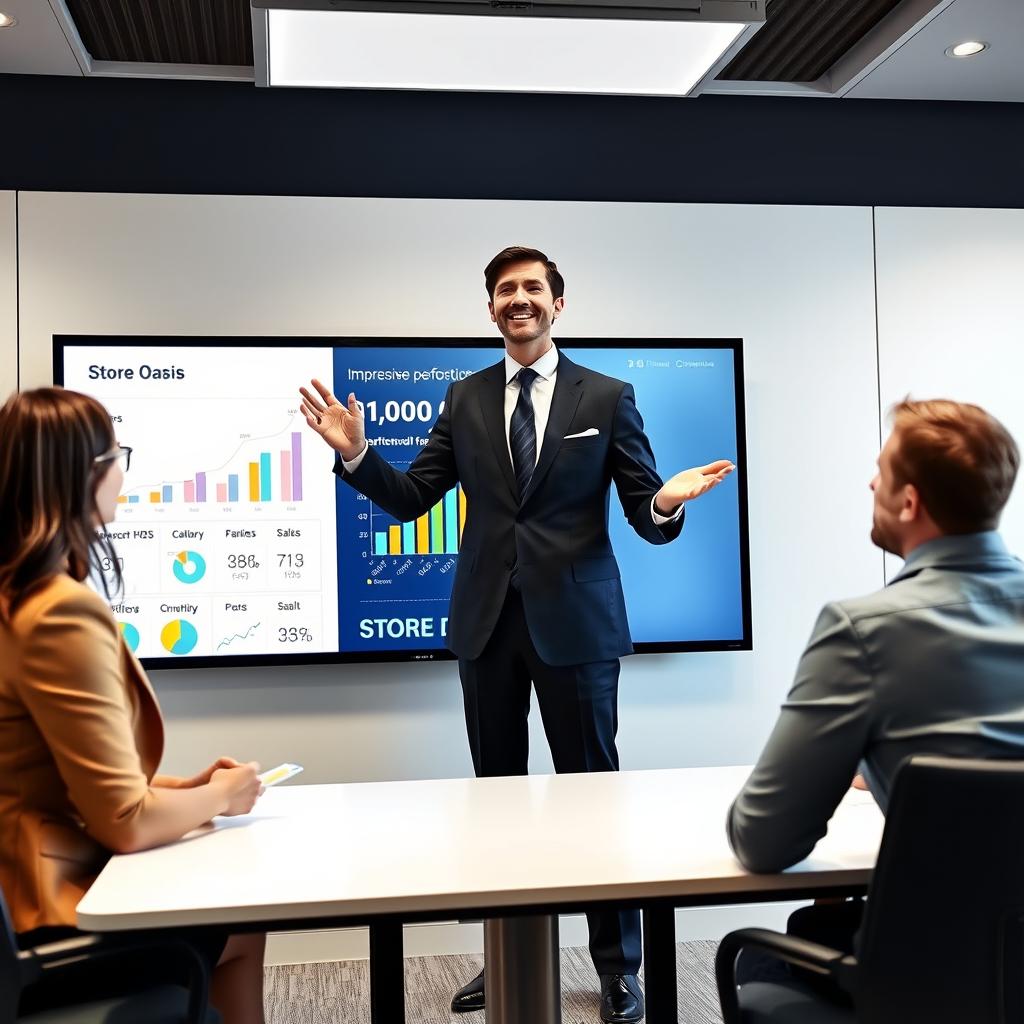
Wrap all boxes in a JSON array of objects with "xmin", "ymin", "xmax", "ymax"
[{"xmin": 458, "ymin": 586, "xmax": 641, "ymax": 976}]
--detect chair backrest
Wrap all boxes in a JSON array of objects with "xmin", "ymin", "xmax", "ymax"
[
  {"xmin": 855, "ymin": 756, "xmax": 1024, "ymax": 1023},
  {"xmin": 0, "ymin": 887, "xmax": 25, "ymax": 1024}
]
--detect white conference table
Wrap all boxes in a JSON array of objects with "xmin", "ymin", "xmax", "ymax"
[{"xmin": 78, "ymin": 766, "xmax": 883, "ymax": 1024}]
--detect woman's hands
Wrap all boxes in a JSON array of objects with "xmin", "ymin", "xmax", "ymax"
[
  {"xmin": 210, "ymin": 762, "xmax": 264, "ymax": 816},
  {"xmin": 167, "ymin": 756, "xmax": 264, "ymax": 816},
  {"xmin": 181, "ymin": 755, "xmax": 244, "ymax": 789}
]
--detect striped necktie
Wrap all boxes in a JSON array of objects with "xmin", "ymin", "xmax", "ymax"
[{"xmin": 510, "ymin": 367, "xmax": 539, "ymax": 500}]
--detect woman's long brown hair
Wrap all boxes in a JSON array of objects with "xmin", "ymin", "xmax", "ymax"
[{"xmin": 0, "ymin": 388, "xmax": 124, "ymax": 618}]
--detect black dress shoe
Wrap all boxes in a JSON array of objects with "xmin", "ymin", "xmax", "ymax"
[
  {"xmin": 451, "ymin": 968, "xmax": 485, "ymax": 1013},
  {"xmin": 600, "ymin": 973, "xmax": 645, "ymax": 1024}
]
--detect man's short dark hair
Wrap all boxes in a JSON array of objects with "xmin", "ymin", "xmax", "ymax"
[
  {"xmin": 890, "ymin": 398, "xmax": 1019, "ymax": 534},
  {"xmin": 484, "ymin": 246, "xmax": 565, "ymax": 301}
]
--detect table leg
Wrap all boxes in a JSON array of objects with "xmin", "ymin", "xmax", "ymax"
[
  {"xmin": 369, "ymin": 920, "xmax": 404, "ymax": 1024},
  {"xmin": 642, "ymin": 904, "xmax": 677, "ymax": 1024},
  {"xmin": 484, "ymin": 915, "xmax": 561, "ymax": 1024}
]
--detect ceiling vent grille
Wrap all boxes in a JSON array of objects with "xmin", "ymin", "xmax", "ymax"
[
  {"xmin": 65, "ymin": 0, "xmax": 253, "ymax": 66},
  {"xmin": 717, "ymin": 0, "xmax": 903, "ymax": 82}
]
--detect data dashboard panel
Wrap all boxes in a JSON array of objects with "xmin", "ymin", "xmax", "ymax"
[{"xmin": 55, "ymin": 337, "xmax": 750, "ymax": 668}]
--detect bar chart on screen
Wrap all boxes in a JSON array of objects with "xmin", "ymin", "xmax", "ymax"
[
  {"xmin": 115, "ymin": 414, "xmax": 307, "ymax": 510},
  {"xmin": 369, "ymin": 484, "xmax": 467, "ymax": 557}
]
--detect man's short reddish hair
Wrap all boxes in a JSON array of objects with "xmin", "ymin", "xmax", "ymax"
[{"xmin": 889, "ymin": 398, "xmax": 1019, "ymax": 534}]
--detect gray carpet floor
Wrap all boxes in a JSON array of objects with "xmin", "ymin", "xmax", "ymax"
[{"xmin": 264, "ymin": 941, "xmax": 723, "ymax": 1023}]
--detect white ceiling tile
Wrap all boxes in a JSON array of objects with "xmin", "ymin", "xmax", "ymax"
[{"xmin": 0, "ymin": 0, "xmax": 84, "ymax": 77}]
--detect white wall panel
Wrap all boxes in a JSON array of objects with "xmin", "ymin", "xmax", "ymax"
[
  {"xmin": 875, "ymin": 207, "xmax": 1024, "ymax": 562},
  {"xmin": 17, "ymin": 193, "xmax": 882, "ymax": 788}
]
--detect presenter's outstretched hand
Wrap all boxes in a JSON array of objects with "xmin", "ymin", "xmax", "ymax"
[
  {"xmin": 654, "ymin": 459, "xmax": 735, "ymax": 515},
  {"xmin": 299, "ymin": 379, "xmax": 365, "ymax": 462}
]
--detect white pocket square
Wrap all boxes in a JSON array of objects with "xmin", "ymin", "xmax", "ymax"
[{"xmin": 564, "ymin": 428, "xmax": 599, "ymax": 439}]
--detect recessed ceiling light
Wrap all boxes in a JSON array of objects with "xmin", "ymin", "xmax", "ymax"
[
  {"xmin": 945, "ymin": 40, "xmax": 989, "ymax": 58},
  {"xmin": 263, "ymin": 8, "xmax": 750, "ymax": 96},
  {"xmin": 0, "ymin": 13, "xmax": 18, "ymax": 28}
]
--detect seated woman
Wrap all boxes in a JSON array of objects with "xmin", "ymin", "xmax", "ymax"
[{"xmin": 0, "ymin": 387, "xmax": 266, "ymax": 1024}]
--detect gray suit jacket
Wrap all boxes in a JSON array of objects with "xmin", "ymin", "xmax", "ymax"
[{"xmin": 728, "ymin": 531, "xmax": 1024, "ymax": 873}]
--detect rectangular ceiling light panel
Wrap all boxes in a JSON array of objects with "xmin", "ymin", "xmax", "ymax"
[{"xmin": 266, "ymin": 8, "xmax": 747, "ymax": 95}]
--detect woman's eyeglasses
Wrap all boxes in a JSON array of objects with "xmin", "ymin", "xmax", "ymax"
[{"xmin": 93, "ymin": 445, "xmax": 132, "ymax": 473}]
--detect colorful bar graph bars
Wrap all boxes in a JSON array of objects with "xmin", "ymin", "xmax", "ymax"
[
  {"xmin": 444, "ymin": 489, "xmax": 457, "ymax": 554},
  {"xmin": 233, "ymin": 434, "xmax": 303, "ymax": 503},
  {"xmin": 373, "ymin": 486, "xmax": 467, "ymax": 556},
  {"xmin": 260, "ymin": 453, "xmax": 271, "ymax": 502},
  {"xmin": 183, "ymin": 474, "xmax": 207, "ymax": 504},
  {"xmin": 291, "ymin": 433, "xmax": 303, "ymax": 501},
  {"xmin": 281, "ymin": 452, "xmax": 292, "ymax": 502},
  {"xmin": 116, "ymin": 432, "xmax": 304, "ymax": 507}
]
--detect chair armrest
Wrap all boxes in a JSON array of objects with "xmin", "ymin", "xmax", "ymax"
[
  {"xmin": 715, "ymin": 927, "xmax": 858, "ymax": 1024},
  {"xmin": 18, "ymin": 932, "xmax": 214, "ymax": 1024}
]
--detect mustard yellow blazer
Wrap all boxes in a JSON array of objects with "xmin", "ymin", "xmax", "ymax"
[{"xmin": 0, "ymin": 575, "xmax": 164, "ymax": 933}]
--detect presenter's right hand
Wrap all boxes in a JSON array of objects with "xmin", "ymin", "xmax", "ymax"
[
  {"xmin": 211, "ymin": 762, "xmax": 264, "ymax": 817},
  {"xmin": 299, "ymin": 379, "xmax": 365, "ymax": 462}
]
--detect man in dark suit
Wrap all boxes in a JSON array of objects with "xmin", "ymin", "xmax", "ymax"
[{"xmin": 301, "ymin": 246, "xmax": 733, "ymax": 1023}]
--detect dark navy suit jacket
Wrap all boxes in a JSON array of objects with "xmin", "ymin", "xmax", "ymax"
[{"xmin": 336, "ymin": 353, "xmax": 683, "ymax": 665}]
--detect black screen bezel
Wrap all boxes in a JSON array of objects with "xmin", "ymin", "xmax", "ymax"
[{"xmin": 53, "ymin": 334, "xmax": 752, "ymax": 669}]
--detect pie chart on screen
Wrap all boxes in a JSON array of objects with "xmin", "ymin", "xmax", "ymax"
[
  {"xmin": 119, "ymin": 622, "xmax": 140, "ymax": 652},
  {"xmin": 172, "ymin": 550, "xmax": 206, "ymax": 584},
  {"xmin": 161, "ymin": 619, "xmax": 198, "ymax": 655}
]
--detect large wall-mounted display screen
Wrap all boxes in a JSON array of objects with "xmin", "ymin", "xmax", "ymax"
[{"xmin": 55, "ymin": 337, "xmax": 751, "ymax": 668}]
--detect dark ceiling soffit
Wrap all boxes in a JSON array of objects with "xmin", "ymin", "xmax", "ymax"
[
  {"xmin": 717, "ymin": 0, "xmax": 903, "ymax": 82},
  {"xmin": 66, "ymin": 0, "xmax": 254, "ymax": 66}
]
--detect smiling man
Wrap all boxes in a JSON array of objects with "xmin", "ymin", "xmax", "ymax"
[{"xmin": 301, "ymin": 246, "xmax": 733, "ymax": 1023}]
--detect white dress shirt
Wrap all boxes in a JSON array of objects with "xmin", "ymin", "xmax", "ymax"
[
  {"xmin": 342, "ymin": 344, "xmax": 682, "ymax": 524},
  {"xmin": 503, "ymin": 345, "xmax": 558, "ymax": 467}
]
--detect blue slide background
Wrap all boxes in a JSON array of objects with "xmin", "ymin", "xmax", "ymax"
[{"xmin": 334, "ymin": 343, "xmax": 745, "ymax": 655}]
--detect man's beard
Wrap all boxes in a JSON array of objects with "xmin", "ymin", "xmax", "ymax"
[
  {"xmin": 501, "ymin": 312, "xmax": 550, "ymax": 346},
  {"xmin": 870, "ymin": 518, "xmax": 900, "ymax": 557}
]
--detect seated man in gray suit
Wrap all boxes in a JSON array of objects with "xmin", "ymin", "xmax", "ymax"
[{"xmin": 728, "ymin": 397, "xmax": 1024, "ymax": 974}]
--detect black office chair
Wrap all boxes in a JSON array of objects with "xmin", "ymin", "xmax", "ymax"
[
  {"xmin": 716, "ymin": 756, "xmax": 1024, "ymax": 1024},
  {"xmin": 0, "ymin": 889, "xmax": 221, "ymax": 1024}
]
